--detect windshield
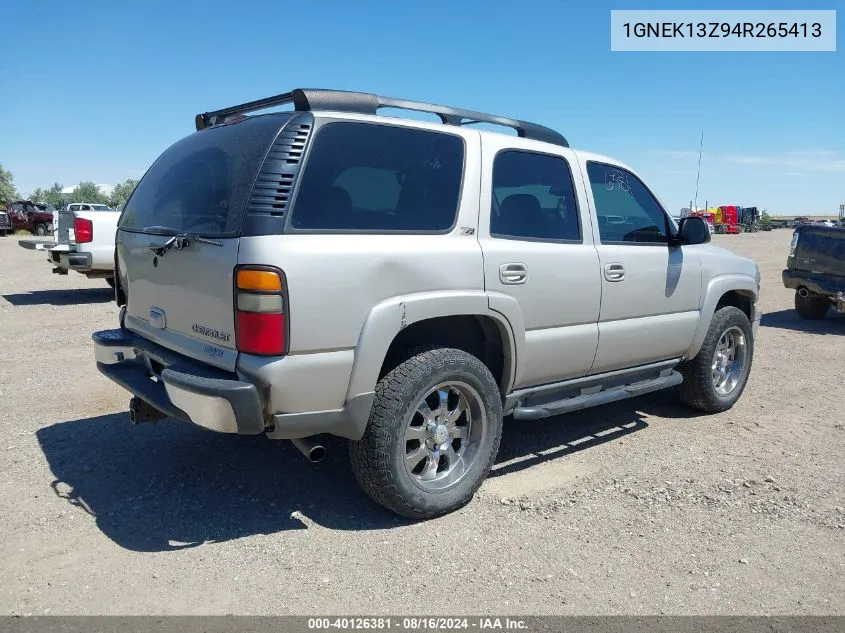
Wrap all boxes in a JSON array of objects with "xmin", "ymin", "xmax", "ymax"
[
  {"xmin": 91, "ymin": 204, "xmax": 114, "ymax": 211},
  {"xmin": 119, "ymin": 114, "xmax": 290, "ymax": 236}
]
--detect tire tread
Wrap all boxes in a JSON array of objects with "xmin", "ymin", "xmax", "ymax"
[
  {"xmin": 349, "ymin": 346, "xmax": 502, "ymax": 519},
  {"xmin": 678, "ymin": 306, "xmax": 753, "ymax": 413}
]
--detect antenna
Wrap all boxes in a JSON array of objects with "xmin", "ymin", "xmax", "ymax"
[{"xmin": 693, "ymin": 131, "xmax": 704, "ymax": 210}]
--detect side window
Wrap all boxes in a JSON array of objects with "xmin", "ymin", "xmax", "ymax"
[
  {"xmin": 290, "ymin": 122, "xmax": 464, "ymax": 232},
  {"xmin": 490, "ymin": 150, "xmax": 580, "ymax": 241},
  {"xmin": 586, "ymin": 162, "xmax": 670, "ymax": 244}
]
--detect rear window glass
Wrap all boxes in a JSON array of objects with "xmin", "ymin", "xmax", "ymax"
[
  {"xmin": 289, "ymin": 122, "xmax": 464, "ymax": 232},
  {"xmin": 119, "ymin": 115, "xmax": 289, "ymax": 236}
]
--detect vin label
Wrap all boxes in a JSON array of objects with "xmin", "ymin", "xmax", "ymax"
[{"xmin": 611, "ymin": 10, "xmax": 836, "ymax": 51}]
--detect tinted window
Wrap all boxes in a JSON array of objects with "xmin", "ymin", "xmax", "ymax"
[
  {"xmin": 490, "ymin": 151, "xmax": 580, "ymax": 241},
  {"xmin": 119, "ymin": 114, "xmax": 290, "ymax": 236},
  {"xmin": 587, "ymin": 162, "xmax": 670, "ymax": 243},
  {"xmin": 290, "ymin": 122, "xmax": 464, "ymax": 232}
]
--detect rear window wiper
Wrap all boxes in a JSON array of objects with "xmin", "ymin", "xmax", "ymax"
[{"xmin": 142, "ymin": 227, "xmax": 223, "ymax": 256}]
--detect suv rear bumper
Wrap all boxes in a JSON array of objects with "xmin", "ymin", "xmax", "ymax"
[
  {"xmin": 93, "ymin": 329, "xmax": 265, "ymax": 435},
  {"xmin": 92, "ymin": 328, "xmax": 375, "ymax": 440}
]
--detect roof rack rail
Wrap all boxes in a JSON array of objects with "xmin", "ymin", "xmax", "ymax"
[{"xmin": 195, "ymin": 88, "xmax": 569, "ymax": 147}]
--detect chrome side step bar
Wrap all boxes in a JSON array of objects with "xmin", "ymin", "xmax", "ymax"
[{"xmin": 513, "ymin": 370, "xmax": 683, "ymax": 421}]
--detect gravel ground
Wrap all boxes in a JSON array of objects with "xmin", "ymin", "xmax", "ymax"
[{"xmin": 0, "ymin": 229, "xmax": 842, "ymax": 616}]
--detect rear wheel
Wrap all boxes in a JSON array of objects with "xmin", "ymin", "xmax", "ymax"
[
  {"xmin": 35, "ymin": 223, "xmax": 48, "ymax": 236},
  {"xmin": 349, "ymin": 347, "xmax": 503, "ymax": 519},
  {"xmin": 794, "ymin": 290, "xmax": 829, "ymax": 320},
  {"xmin": 678, "ymin": 306, "xmax": 754, "ymax": 413}
]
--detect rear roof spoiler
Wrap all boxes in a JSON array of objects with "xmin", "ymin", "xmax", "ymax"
[{"xmin": 194, "ymin": 88, "xmax": 569, "ymax": 148}]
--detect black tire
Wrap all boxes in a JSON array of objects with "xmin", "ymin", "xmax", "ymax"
[
  {"xmin": 678, "ymin": 306, "xmax": 754, "ymax": 413},
  {"xmin": 35, "ymin": 223, "xmax": 48, "ymax": 236},
  {"xmin": 349, "ymin": 347, "xmax": 503, "ymax": 519},
  {"xmin": 794, "ymin": 290, "xmax": 829, "ymax": 320},
  {"xmin": 105, "ymin": 277, "xmax": 116, "ymax": 289}
]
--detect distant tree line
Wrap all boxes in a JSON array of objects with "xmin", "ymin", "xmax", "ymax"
[
  {"xmin": 0, "ymin": 164, "xmax": 138, "ymax": 209},
  {"xmin": 31, "ymin": 180, "xmax": 139, "ymax": 209}
]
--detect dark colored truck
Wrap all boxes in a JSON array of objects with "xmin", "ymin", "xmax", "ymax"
[
  {"xmin": 6, "ymin": 200, "xmax": 54, "ymax": 236},
  {"xmin": 782, "ymin": 224, "xmax": 845, "ymax": 319}
]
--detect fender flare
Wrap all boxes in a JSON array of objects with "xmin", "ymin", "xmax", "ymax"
[
  {"xmin": 685, "ymin": 274, "xmax": 758, "ymax": 360},
  {"xmin": 344, "ymin": 290, "xmax": 525, "ymax": 403}
]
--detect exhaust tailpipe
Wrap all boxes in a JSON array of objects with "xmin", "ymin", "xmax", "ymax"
[
  {"xmin": 291, "ymin": 437, "xmax": 326, "ymax": 463},
  {"xmin": 798, "ymin": 287, "xmax": 809, "ymax": 297}
]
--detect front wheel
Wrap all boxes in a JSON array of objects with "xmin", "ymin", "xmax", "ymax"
[
  {"xmin": 678, "ymin": 306, "xmax": 754, "ymax": 413},
  {"xmin": 35, "ymin": 223, "xmax": 48, "ymax": 236},
  {"xmin": 349, "ymin": 347, "xmax": 503, "ymax": 519}
]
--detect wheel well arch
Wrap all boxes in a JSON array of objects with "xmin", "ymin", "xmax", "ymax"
[
  {"xmin": 379, "ymin": 315, "xmax": 510, "ymax": 394},
  {"xmin": 715, "ymin": 289, "xmax": 754, "ymax": 321}
]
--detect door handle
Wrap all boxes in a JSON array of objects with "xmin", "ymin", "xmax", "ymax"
[
  {"xmin": 499, "ymin": 263, "xmax": 527, "ymax": 285},
  {"xmin": 604, "ymin": 263, "xmax": 625, "ymax": 282}
]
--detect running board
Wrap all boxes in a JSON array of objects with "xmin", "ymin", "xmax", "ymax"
[{"xmin": 512, "ymin": 370, "xmax": 683, "ymax": 420}]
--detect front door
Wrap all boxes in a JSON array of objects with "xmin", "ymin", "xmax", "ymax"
[{"xmin": 581, "ymin": 160, "xmax": 702, "ymax": 374}]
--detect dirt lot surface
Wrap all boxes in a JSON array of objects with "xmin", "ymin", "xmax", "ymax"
[{"xmin": 0, "ymin": 230, "xmax": 842, "ymax": 616}]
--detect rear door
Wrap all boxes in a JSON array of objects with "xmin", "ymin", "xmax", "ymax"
[
  {"xmin": 477, "ymin": 137, "xmax": 601, "ymax": 389},
  {"xmin": 116, "ymin": 114, "xmax": 292, "ymax": 371}
]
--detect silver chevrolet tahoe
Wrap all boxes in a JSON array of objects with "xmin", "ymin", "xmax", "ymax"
[{"xmin": 93, "ymin": 88, "xmax": 761, "ymax": 519}]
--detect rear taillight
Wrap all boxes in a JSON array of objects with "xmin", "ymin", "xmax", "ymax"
[
  {"xmin": 789, "ymin": 232, "xmax": 800, "ymax": 257},
  {"xmin": 74, "ymin": 217, "xmax": 93, "ymax": 243},
  {"xmin": 235, "ymin": 266, "xmax": 287, "ymax": 356}
]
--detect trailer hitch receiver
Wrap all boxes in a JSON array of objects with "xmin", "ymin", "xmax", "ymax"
[{"xmin": 129, "ymin": 397, "xmax": 167, "ymax": 424}]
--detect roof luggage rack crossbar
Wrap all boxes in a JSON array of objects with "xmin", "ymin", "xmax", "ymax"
[{"xmin": 195, "ymin": 88, "xmax": 569, "ymax": 147}]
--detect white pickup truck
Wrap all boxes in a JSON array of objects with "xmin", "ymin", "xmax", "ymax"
[{"xmin": 19, "ymin": 202, "xmax": 120, "ymax": 287}]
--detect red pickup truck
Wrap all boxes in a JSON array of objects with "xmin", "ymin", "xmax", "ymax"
[{"xmin": 6, "ymin": 200, "xmax": 55, "ymax": 236}]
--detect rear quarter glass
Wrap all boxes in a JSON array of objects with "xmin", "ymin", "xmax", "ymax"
[
  {"xmin": 119, "ymin": 113, "xmax": 292, "ymax": 237},
  {"xmin": 287, "ymin": 121, "xmax": 465, "ymax": 233}
]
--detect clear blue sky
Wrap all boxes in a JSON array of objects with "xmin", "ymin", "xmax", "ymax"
[{"xmin": 2, "ymin": 0, "xmax": 842, "ymax": 216}]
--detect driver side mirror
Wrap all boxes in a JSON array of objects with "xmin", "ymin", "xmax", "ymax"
[{"xmin": 676, "ymin": 216, "xmax": 711, "ymax": 245}]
